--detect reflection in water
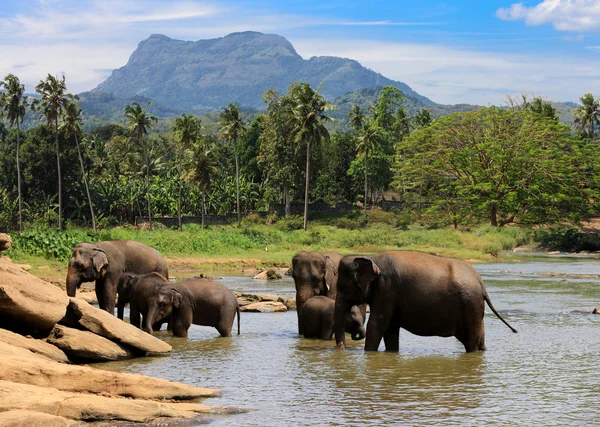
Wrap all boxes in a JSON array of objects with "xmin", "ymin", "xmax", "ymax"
[{"xmin": 95, "ymin": 260, "xmax": 600, "ymax": 426}]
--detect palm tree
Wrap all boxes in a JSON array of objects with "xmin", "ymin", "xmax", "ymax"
[
  {"xmin": 218, "ymin": 104, "xmax": 246, "ymax": 226},
  {"xmin": 0, "ymin": 74, "xmax": 28, "ymax": 232},
  {"xmin": 124, "ymin": 102, "xmax": 157, "ymax": 228},
  {"xmin": 189, "ymin": 140, "xmax": 218, "ymax": 228},
  {"xmin": 348, "ymin": 104, "xmax": 365, "ymax": 132},
  {"xmin": 573, "ymin": 93, "xmax": 600, "ymax": 140},
  {"xmin": 172, "ymin": 114, "xmax": 202, "ymax": 231},
  {"xmin": 59, "ymin": 99, "xmax": 97, "ymax": 232},
  {"xmin": 356, "ymin": 119, "xmax": 382, "ymax": 216},
  {"xmin": 288, "ymin": 83, "xmax": 333, "ymax": 231},
  {"xmin": 34, "ymin": 74, "xmax": 72, "ymax": 230}
]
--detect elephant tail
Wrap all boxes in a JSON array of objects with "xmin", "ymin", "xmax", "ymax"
[
  {"xmin": 236, "ymin": 304, "xmax": 241, "ymax": 335},
  {"xmin": 483, "ymin": 291, "xmax": 518, "ymax": 333}
]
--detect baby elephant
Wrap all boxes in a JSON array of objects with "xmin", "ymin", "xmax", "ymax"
[
  {"xmin": 300, "ymin": 296, "xmax": 365, "ymax": 340},
  {"xmin": 144, "ymin": 277, "xmax": 240, "ymax": 338},
  {"xmin": 117, "ymin": 272, "xmax": 171, "ymax": 331}
]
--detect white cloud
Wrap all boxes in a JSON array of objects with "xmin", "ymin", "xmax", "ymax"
[
  {"xmin": 496, "ymin": 0, "xmax": 600, "ymax": 32},
  {"xmin": 292, "ymin": 38, "xmax": 600, "ymax": 104}
]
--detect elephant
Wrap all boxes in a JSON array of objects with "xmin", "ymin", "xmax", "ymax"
[
  {"xmin": 141, "ymin": 277, "xmax": 240, "ymax": 338},
  {"xmin": 334, "ymin": 251, "xmax": 518, "ymax": 353},
  {"xmin": 292, "ymin": 251, "xmax": 343, "ymax": 335},
  {"xmin": 299, "ymin": 296, "xmax": 365, "ymax": 341},
  {"xmin": 116, "ymin": 272, "xmax": 171, "ymax": 331},
  {"xmin": 66, "ymin": 240, "xmax": 168, "ymax": 315}
]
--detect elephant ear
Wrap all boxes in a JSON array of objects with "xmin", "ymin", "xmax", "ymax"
[
  {"xmin": 171, "ymin": 288, "xmax": 183, "ymax": 308},
  {"xmin": 353, "ymin": 257, "xmax": 381, "ymax": 297},
  {"xmin": 324, "ymin": 255, "xmax": 338, "ymax": 292},
  {"xmin": 117, "ymin": 273, "xmax": 134, "ymax": 294},
  {"xmin": 92, "ymin": 250, "xmax": 108, "ymax": 275}
]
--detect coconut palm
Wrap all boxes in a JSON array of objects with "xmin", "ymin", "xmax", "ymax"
[
  {"xmin": 34, "ymin": 74, "xmax": 73, "ymax": 230},
  {"xmin": 59, "ymin": 99, "xmax": 97, "ymax": 231},
  {"xmin": 356, "ymin": 119, "xmax": 382, "ymax": 215},
  {"xmin": 288, "ymin": 82, "xmax": 333, "ymax": 231},
  {"xmin": 0, "ymin": 74, "xmax": 28, "ymax": 232},
  {"xmin": 218, "ymin": 104, "xmax": 246, "ymax": 226},
  {"xmin": 124, "ymin": 102, "xmax": 157, "ymax": 228},
  {"xmin": 172, "ymin": 114, "xmax": 202, "ymax": 231},
  {"xmin": 573, "ymin": 93, "xmax": 600, "ymax": 140},
  {"xmin": 189, "ymin": 140, "xmax": 218, "ymax": 228},
  {"xmin": 348, "ymin": 104, "xmax": 365, "ymax": 132}
]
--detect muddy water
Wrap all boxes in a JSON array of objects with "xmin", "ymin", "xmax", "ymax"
[{"xmin": 98, "ymin": 254, "xmax": 600, "ymax": 426}]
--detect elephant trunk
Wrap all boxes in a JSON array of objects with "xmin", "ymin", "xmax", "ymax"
[
  {"xmin": 143, "ymin": 307, "xmax": 156, "ymax": 334},
  {"xmin": 66, "ymin": 265, "xmax": 81, "ymax": 297},
  {"xmin": 334, "ymin": 298, "xmax": 349, "ymax": 350},
  {"xmin": 295, "ymin": 284, "xmax": 314, "ymax": 335}
]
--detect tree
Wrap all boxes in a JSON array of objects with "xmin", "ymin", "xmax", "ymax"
[
  {"xmin": 218, "ymin": 104, "xmax": 246, "ymax": 226},
  {"xmin": 34, "ymin": 74, "xmax": 73, "ymax": 229},
  {"xmin": 573, "ymin": 93, "xmax": 600, "ymax": 140},
  {"xmin": 348, "ymin": 104, "xmax": 365, "ymax": 132},
  {"xmin": 189, "ymin": 139, "xmax": 219, "ymax": 228},
  {"xmin": 288, "ymin": 82, "xmax": 333, "ymax": 231},
  {"xmin": 414, "ymin": 108, "xmax": 432, "ymax": 129},
  {"xmin": 0, "ymin": 74, "xmax": 28, "ymax": 231},
  {"xmin": 59, "ymin": 99, "xmax": 96, "ymax": 231},
  {"xmin": 396, "ymin": 108, "xmax": 589, "ymax": 227},
  {"xmin": 373, "ymin": 86, "xmax": 403, "ymax": 132},
  {"xmin": 356, "ymin": 119, "xmax": 382, "ymax": 215},
  {"xmin": 172, "ymin": 114, "xmax": 202, "ymax": 231},
  {"xmin": 124, "ymin": 102, "xmax": 158, "ymax": 228}
]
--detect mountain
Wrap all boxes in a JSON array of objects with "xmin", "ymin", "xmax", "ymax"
[{"xmin": 92, "ymin": 31, "xmax": 433, "ymax": 111}]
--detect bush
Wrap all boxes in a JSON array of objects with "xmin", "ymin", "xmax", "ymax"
[{"xmin": 274, "ymin": 215, "xmax": 304, "ymax": 231}]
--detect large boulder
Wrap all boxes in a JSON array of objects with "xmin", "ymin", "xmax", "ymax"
[
  {"xmin": 0, "ymin": 329, "xmax": 69, "ymax": 363},
  {"xmin": 0, "ymin": 345, "xmax": 219, "ymax": 400},
  {"xmin": 0, "ymin": 233, "xmax": 12, "ymax": 252},
  {"xmin": 0, "ymin": 258, "xmax": 69, "ymax": 330},
  {"xmin": 46, "ymin": 325, "xmax": 136, "ymax": 362},
  {"xmin": 0, "ymin": 410, "xmax": 75, "ymax": 427},
  {"xmin": 64, "ymin": 298, "xmax": 171, "ymax": 354},
  {"xmin": 240, "ymin": 301, "xmax": 287, "ymax": 313},
  {"xmin": 279, "ymin": 296, "xmax": 296, "ymax": 311}
]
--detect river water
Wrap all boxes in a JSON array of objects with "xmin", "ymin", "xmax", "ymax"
[{"xmin": 98, "ymin": 254, "xmax": 600, "ymax": 426}]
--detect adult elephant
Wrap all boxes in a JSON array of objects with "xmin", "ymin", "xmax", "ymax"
[
  {"xmin": 66, "ymin": 241, "xmax": 168, "ymax": 315},
  {"xmin": 292, "ymin": 251, "xmax": 343, "ymax": 335},
  {"xmin": 141, "ymin": 278, "xmax": 240, "ymax": 338},
  {"xmin": 116, "ymin": 272, "xmax": 170, "ymax": 330},
  {"xmin": 334, "ymin": 251, "xmax": 517, "ymax": 353}
]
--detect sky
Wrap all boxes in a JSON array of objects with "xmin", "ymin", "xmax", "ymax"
[{"xmin": 1, "ymin": 0, "xmax": 600, "ymax": 105}]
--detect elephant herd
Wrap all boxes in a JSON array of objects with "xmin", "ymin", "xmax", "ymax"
[{"xmin": 66, "ymin": 240, "xmax": 518, "ymax": 352}]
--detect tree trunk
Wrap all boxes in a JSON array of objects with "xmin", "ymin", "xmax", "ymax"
[
  {"xmin": 201, "ymin": 188, "xmax": 206, "ymax": 229},
  {"xmin": 75, "ymin": 134, "xmax": 96, "ymax": 232},
  {"xmin": 146, "ymin": 151, "xmax": 152, "ymax": 230},
  {"xmin": 16, "ymin": 121, "xmax": 22, "ymax": 233},
  {"xmin": 55, "ymin": 116, "xmax": 63, "ymax": 230},
  {"xmin": 284, "ymin": 184, "xmax": 290, "ymax": 217},
  {"xmin": 178, "ymin": 158, "xmax": 182, "ymax": 232},
  {"xmin": 364, "ymin": 152, "xmax": 368, "ymax": 217},
  {"xmin": 303, "ymin": 140, "xmax": 311, "ymax": 231},
  {"xmin": 490, "ymin": 202, "xmax": 498, "ymax": 227},
  {"xmin": 235, "ymin": 146, "xmax": 241, "ymax": 227}
]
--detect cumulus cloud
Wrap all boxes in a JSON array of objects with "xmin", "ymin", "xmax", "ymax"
[{"xmin": 496, "ymin": 0, "xmax": 600, "ymax": 32}]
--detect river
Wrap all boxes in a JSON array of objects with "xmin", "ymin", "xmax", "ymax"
[{"xmin": 98, "ymin": 254, "xmax": 600, "ymax": 426}]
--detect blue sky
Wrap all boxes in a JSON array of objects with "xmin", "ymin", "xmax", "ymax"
[{"xmin": 1, "ymin": 0, "xmax": 600, "ymax": 105}]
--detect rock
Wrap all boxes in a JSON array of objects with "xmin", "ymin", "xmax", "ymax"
[
  {"xmin": 548, "ymin": 251, "xmax": 561, "ymax": 255},
  {"xmin": 76, "ymin": 291, "xmax": 97, "ymax": 305},
  {"xmin": 0, "ymin": 328, "xmax": 69, "ymax": 363},
  {"xmin": 65, "ymin": 297, "xmax": 171, "ymax": 354},
  {"xmin": 0, "ymin": 380, "xmax": 235, "ymax": 423},
  {"xmin": 14, "ymin": 264, "xmax": 31, "ymax": 271},
  {"xmin": 0, "ymin": 258, "xmax": 69, "ymax": 331},
  {"xmin": 279, "ymin": 296, "xmax": 296, "ymax": 311},
  {"xmin": 46, "ymin": 325, "xmax": 136, "ymax": 362},
  {"xmin": 240, "ymin": 301, "xmax": 287, "ymax": 313},
  {"xmin": 0, "ymin": 345, "xmax": 219, "ymax": 400},
  {"xmin": 593, "ymin": 307, "xmax": 599, "ymax": 314},
  {"xmin": 252, "ymin": 269, "xmax": 283, "ymax": 280},
  {"xmin": 0, "ymin": 410, "xmax": 76, "ymax": 427},
  {"xmin": 0, "ymin": 341, "xmax": 54, "ymax": 361},
  {"xmin": 255, "ymin": 293, "xmax": 280, "ymax": 302},
  {"xmin": 0, "ymin": 233, "xmax": 12, "ymax": 251}
]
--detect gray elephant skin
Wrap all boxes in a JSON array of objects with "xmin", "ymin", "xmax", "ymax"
[
  {"xmin": 334, "ymin": 251, "xmax": 517, "ymax": 353},
  {"xmin": 140, "ymin": 276, "xmax": 240, "ymax": 338},
  {"xmin": 117, "ymin": 272, "xmax": 171, "ymax": 331},
  {"xmin": 66, "ymin": 240, "xmax": 168, "ymax": 314},
  {"xmin": 300, "ymin": 296, "xmax": 365, "ymax": 341},
  {"xmin": 292, "ymin": 251, "xmax": 343, "ymax": 335}
]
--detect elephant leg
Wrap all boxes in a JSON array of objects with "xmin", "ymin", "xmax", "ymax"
[
  {"xmin": 458, "ymin": 317, "xmax": 486, "ymax": 353},
  {"xmin": 97, "ymin": 277, "xmax": 116, "ymax": 315},
  {"xmin": 130, "ymin": 303, "xmax": 141, "ymax": 329},
  {"xmin": 364, "ymin": 301, "xmax": 391, "ymax": 351},
  {"xmin": 383, "ymin": 324, "xmax": 400, "ymax": 352},
  {"xmin": 216, "ymin": 321, "xmax": 232, "ymax": 337},
  {"xmin": 171, "ymin": 309, "xmax": 192, "ymax": 338},
  {"xmin": 95, "ymin": 284, "xmax": 106, "ymax": 311}
]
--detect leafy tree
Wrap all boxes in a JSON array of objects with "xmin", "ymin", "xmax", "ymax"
[
  {"xmin": 396, "ymin": 108, "xmax": 590, "ymax": 227},
  {"xmin": 372, "ymin": 86, "xmax": 403, "ymax": 132},
  {"xmin": 288, "ymin": 82, "xmax": 332, "ymax": 230},
  {"xmin": 573, "ymin": 93, "xmax": 600, "ymax": 140},
  {"xmin": 59, "ymin": 99, "xmax": 96, "ymax": 231},
  {"xmin": 219, "ymin": 103, "xmax": 246, "ymax": 226},
  {"xmin": 172, "ymin": 113, "xmax": 202, "ymax": 230},
  {"xmin": 414, "ymin": 108, "xmax": 432, "ymax": 129},
  {"xmin": 356, "ymin": 118, "xmax": 382, "ymax": 215},
  {"xmin": 189, "ymin": 139, "xmax": 219, "ymax": 228},
  {"xmin": 124, "ymin": 101, "xmax": 158, "ymax": 227},
  {"xmin": 0, "ymin": 74, "xmax": 28, "ymax": 231},
  {"xmin": 348, "ymin": 104, "xmax": 365, "ymax": 132},
  {"xmin": 34, "ymin": 74, "xmax": 73, "ymax": 229},
  {"xmin": 392, "ymin": 107, "xmax": 411, "ymax": 142}
]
